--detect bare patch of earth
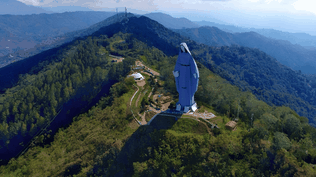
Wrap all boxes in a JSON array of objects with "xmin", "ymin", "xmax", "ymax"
[
  {"xmin": 136, "ymin": 80, "xmax": 146, "ymax": 87},
  {"xmin": 184, "ymin": 110, "xmax": 216, "ymax": 119}
]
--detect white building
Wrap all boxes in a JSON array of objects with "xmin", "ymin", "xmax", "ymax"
[{"xmin": 128, "ymin": 72, "xmax": 144, "ymax": 80}]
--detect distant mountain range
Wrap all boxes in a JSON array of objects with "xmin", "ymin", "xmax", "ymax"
[
  {"xmin": 0, "ymin": 11, "xmax": 117, "ymax": 41},
  {"xmin": 143, "ymin": 12, "xmax": 199, "ymax": 29},
  {"xmin": 0, "ymin": 11, "xmax": 116, "ymax": 67},
  {"xmin": 1, "ymin": 13, "xmax": 315, "ymax": 126},
  {"xmin": 0, "ymin": 11, "xmax": 198, "ymax": 68},
  {"xmin": 0, "ymin": 0, "xmax": 51, "ymax": 15},
  {"xmin": 194, "ymin": 20, "xmax": 316, "ymax": 50},
  {"xmin": 1, "ymin": 10, "xmax": 316, "ymax": 76},
  {"xmin": 173, "ymin": 26, "xmax": 316, "ymax": 74},
  {"xmin": 136, "ymin": 13, "xmax": 316, "ymax": 74},
  {"xmin": 1, "ymin": 12, "xmax": 316, "ymax": 176}
]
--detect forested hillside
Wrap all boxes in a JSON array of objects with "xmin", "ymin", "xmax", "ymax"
[
  {"xmin": 0, "ymin": 33, "xmax": 134, "ymax": 161},
  {"xmin": 194, "ymin": 45, "xmax": 316, "ymax": 126},
  {"xmin": 86, "ymin": 15, "xmax": 316, "ymax": 126},
  {"xmin": 0, "ymin": 32, "xmax": 316, "ymax": 176},
  {"xmin": 173, "ymin": 26, "xmax": 316, "ymax": 74}
]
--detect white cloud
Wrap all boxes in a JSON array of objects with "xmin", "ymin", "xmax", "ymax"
[
  {"xmin": 292, "ymin": 0, "xmax": 316, "ymax": 15},
  {"xmin": 17, "ymin": 0, "xmax": 316, "ymax": 19},
  {"xmin": 18, "ymin": 0, "xmax": 159, "ymax": 12},
  {"xmin": 18, "ymin": 0, "xmax": 41, "ymax": 5}
]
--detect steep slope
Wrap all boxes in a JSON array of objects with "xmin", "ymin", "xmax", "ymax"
[
  {"xmin": 173, "ymin": 26, "xmax": 316, "ymax": 74},
  {"xmin": 172, "ymin": 26, "xmax": 238, "ymax": 47},
  {"xmin": 194, "ymin": 20, "xmax": 248, "ymax": 33},
  {"xmin": 64, "ymin": 13, "xmax": 139, "ymax": 39},
  {"xmin": 234, "ymin": 32, "xmax": 316, "ymax": 73},
  {"xmin": 144, "ymin": 12, "xmax": 199, "ymax": 29},
  {"xmin": 0, "ymin": 32, "xmax": 134, "ymax": 161},
  {"xmin": 0, "ymin": 13, "xmax": 136, "ymax": 92},
  {"xmin": 90, "ymin": 15, "xmax": 187, "ymax": 56}
]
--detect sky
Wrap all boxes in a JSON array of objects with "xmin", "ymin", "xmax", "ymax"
[{"xmin": 17, "ymin": 0, "xmax": 316, "ymax": 35}]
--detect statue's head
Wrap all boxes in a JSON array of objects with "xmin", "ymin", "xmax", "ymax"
[{"xmin": 180, "ymin": 42, "xmax": 191, "ymax": 55}]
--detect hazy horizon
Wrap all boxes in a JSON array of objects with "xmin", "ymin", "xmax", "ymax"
[{"xmin": 7, "ymin": 0, "xmax": 316, "ymax": 36}]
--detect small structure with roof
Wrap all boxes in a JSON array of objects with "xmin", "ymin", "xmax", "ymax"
[
  {"xmin": 128, "ymin": 72, "xmax": 144, "ymax": 80},
  {"xmin": 225, "ymin": 121, "xmax": 237, "ymax": 130}
]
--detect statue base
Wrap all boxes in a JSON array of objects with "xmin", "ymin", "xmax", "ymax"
[{"xmin": 176, "ymin": 102, "xmax": 198, "ymax": 113}]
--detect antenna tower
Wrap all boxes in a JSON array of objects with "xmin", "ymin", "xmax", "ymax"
[{"xmin": 116, "ymin": 8, "xmax": 118, "ymax": 21}]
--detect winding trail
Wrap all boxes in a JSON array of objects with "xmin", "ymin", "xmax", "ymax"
[{"xmin": 130, "ymin": 84, "xmax": 141, "ymax": 125}]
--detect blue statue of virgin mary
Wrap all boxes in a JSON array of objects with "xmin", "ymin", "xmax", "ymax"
[{"xmin": 173, "ymin": 42, "xmax": 199, "ymax": 113}]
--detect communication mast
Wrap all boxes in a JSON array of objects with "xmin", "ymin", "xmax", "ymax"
[
  {"xmin": 125, "ymin": 7, "xmax": 127, "ymax": 18},
  {"xmin": 116, "ymin": 8, "xmax": 118, "ymax": 21}
]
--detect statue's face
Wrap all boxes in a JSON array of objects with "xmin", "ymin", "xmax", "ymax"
[
  {"xmin": 181, "ymin": 45, "xmax": 186, "ymax": 53},
  {"xmin": 180, "ymin": 43, "xmax": 190, "ymax": 55}
]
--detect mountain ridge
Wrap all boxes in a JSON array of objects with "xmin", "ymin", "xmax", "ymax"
[
  {"xmin": 143, "ymin": 12, "xmax": 199, "ymax": 29},
  {"xmin": 194, "ymin": 20, "xmax": 316, "ymax": 49},
  {"xmin": 0, "ymin": 0, "xmax": 51, "ymax": 15},
  {"xmin": 93, "ymin": 15, "xmax": 316, "ymax": 125},
  {"xmin": 1, "ymin": 14, "xmax": 316, "ymax": 126},
  {"xmin": 0, "ymin": 25, "xmax": 316, "ymax": 176},
  {"xmin": 173, "ymin": 26, "xmax": 316, "ymax": 74}
]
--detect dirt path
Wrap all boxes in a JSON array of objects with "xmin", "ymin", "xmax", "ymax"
[
  {"xmin": 137, "ymin": 112, "xmax": 147, "ymax": 125},
  {"xmin": 136, "ymin": 61, "xmax": 160, "ymax": 76},
  {"xmin": 147, "ymin": 87, "xmax": 154, "ymax": 98},
  {"xmin": 130, "ymin": 85, "xmax": 141, "ymax": 125},
  {"xmin": 197, "ymin": 119, "xmax": 211, "ymax": 134},
  {"xmin": 135, "ymin": 91, "xmax": 141, "ymax": 108}
]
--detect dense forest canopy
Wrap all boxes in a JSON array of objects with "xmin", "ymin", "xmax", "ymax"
[
  {"xmin": 0, "ymin": 33, "xmax": 134, "ymax": 160},
  {"xmin": 0, "ymin": 13, "xmax": 316, "ymax": 176},
  {"xmin": 190, "ymin": 45, "xmax": 316, "ymax": 126},
  {"xmin": 0, "ymin": 32, "xmax": 316, "ymax": 176}
]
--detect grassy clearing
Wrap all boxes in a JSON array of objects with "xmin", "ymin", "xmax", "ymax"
[
  {"xmin": 170, "ymin": 118, "xmax": 209, "ymax": 135},
  {"xmin": 140, "ymin": 55, "xmax": 147, "ymax": 63},
  {"xmin": 209, "ymin": 116, "xmax": 226, "ymax": 128}
]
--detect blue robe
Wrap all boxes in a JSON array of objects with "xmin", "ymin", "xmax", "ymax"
[{"xmin": 174, "ymin": 46, "xmax": 199, "ymax": 110}]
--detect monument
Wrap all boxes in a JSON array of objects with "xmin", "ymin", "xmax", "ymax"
[{"xmin": 173, "ymin": 42, "xmax": 199, "ymax": 113}]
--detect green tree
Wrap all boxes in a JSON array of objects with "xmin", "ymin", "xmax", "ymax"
[
  {"xmin": 273, "ymin": 132, "xmax": 291, "ymax": 150},
  {"xmin": 21, "ymin": 122, "xmax": 27, "ymax": 137},
  {"xmin": 261, "ymin": 113, "xmax": 279, "ymax": 131},
  {"xmin": 284, "ymin": 114, "xmax": 302, "ymax": 139}
]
